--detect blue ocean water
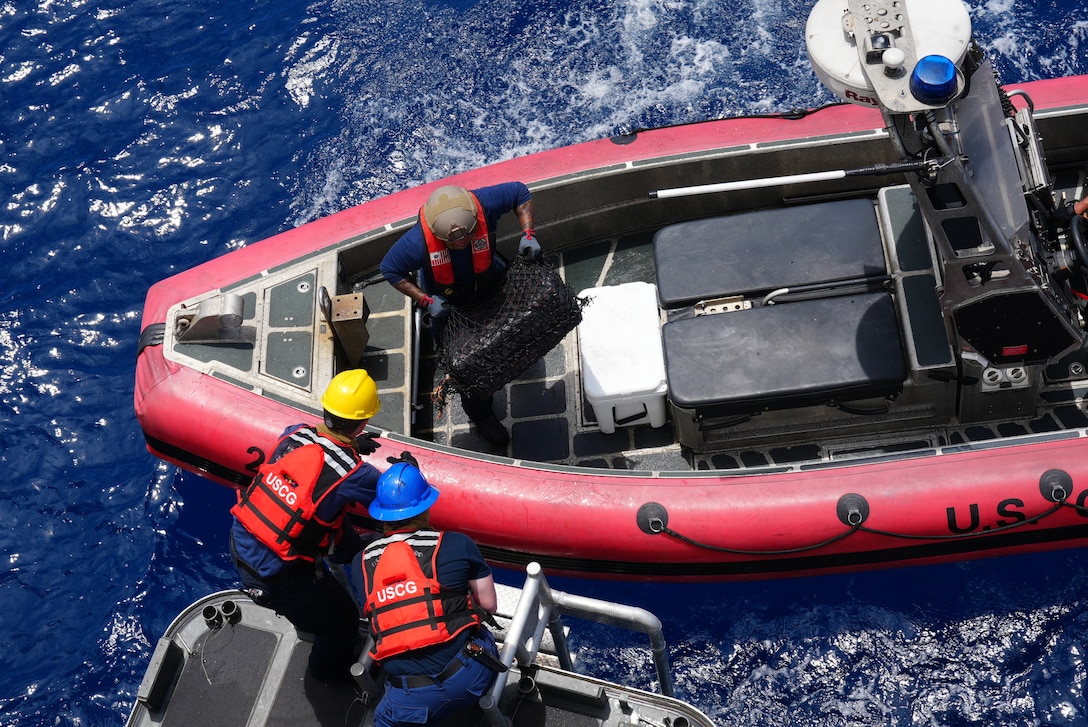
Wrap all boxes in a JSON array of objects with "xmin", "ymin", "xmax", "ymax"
[{"xmin": 2, "ymin": 0, "xmax": 1088, "ymax": 725}]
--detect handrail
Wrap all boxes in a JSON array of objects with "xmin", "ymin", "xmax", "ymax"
[
  {"xmin": 479, "ymin": 562, "xmax": 674, "ymax": 726},
  {"xmin": 550, "ymin": 588, "xmax": 673, "ymax": 697}
]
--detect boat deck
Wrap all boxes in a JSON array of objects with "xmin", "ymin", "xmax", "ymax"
[
  {"xmin": 358, "ymin": 230, "xmax": 699, "ymax": 470},
  {"xmin": 128, "ymin": 572, "xmax": 715, "ymax": 727},
  {"xmin": 355, "ymin": 166, "xmax": 1088, "ymax": 473}
]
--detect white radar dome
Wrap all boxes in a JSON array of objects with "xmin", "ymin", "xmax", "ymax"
[{"xmin": 806, "ymin": 0, "xmax": 972, "ymax": 108}]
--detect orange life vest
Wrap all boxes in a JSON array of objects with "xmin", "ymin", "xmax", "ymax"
[
  {"xmin": 419, "ymin": 192, "xmax": 492, "ymax": 288},
  {"xmin": 230, "ymin": 428, "xmax": 360, "ymax": 562},
  {"xmin": 361, "ymin": 530, "xmax": 481, "ymax": 661}
]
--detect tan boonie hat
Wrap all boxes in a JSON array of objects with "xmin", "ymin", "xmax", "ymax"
[{"xmin": 424, "ymin": 185, "xmax": 477, "ymax": 241}]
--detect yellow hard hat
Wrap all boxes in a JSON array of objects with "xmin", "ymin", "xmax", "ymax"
[{"xmin": 321, "ymin": 369, "xmax": 381, "ymax": 420}]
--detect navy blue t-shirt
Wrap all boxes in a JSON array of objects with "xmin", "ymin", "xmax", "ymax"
[{"xmin": 379, "ymin": 182, "xmax": 531, "ymax": 306}]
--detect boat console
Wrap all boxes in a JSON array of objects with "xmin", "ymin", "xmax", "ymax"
[{"xmin": 645, "ymin": 0, "xmax": 1088, "ymax": 452}]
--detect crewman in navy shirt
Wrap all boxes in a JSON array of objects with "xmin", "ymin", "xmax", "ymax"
[
  {"xmin": 380, "ymin": 182, "xmax": 540, "ymax": 447},
  {"xmin": 353, "ymin": 462, "xmax": 502, "ymax": 727},
  {"xmin": 229, "ymin": 369, "xmax": 383, "ymax": 681}
]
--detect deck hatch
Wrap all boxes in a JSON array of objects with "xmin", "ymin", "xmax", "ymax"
[
  {"xmin": 158, "ymin": 627, "xmax": 276, "ymax": 726},
  {"xmin": 267, "ymin": 272, "xmax": 316, "ymax": 328},
  {"xmin": 653, "ymin": 198, "xmax": 888, "ymax": 308},
  {"xmin": 265, "ymin": 331, "xmax": 313, "ymax": 388},
  {"xmin": 663, "ymin": 292, "xmax": 907, "ymax": 417}
]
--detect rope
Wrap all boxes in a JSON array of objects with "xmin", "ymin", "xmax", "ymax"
[
  {"xmin": 616, "ymin": 101, "xmax": 849, "ymax": 138},
  {"xmin": 653, "ymin": 498, "xmax": 1080, "ymax": 556},
  {"xmin": 653, "ymin": 521, "xmax": 862, "ymax": 556},
  {"xmin": 858, "ymin": 502, "xmax": 1064, "ymax": 541},
  {"xmin": 430, "ymin": 376, "xmax": 451, "ymax": 420}
]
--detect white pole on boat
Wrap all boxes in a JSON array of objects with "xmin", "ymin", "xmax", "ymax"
[
  {"xmin": 650, "ymin": 169, "xmax": 848, "ymax": 198},
  {"xmin": 410, "ymin": 272, "xmax": 424, "ymax": 426},
  {"xmin": 411, "ymin": 305, "xmax": 422, "ymax": 426},
  {"xmin": 648, "ymin": 159, "xmax": 939, "ymax": 199}
]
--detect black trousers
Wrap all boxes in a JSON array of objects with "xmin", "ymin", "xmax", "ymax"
[
  {"xmin": 461, "ymin": 391, "xmax": 496, "ymax": 423},
  {"xmin": 230, "ymin": 534, "xmax": 361, "ymax": 679}
]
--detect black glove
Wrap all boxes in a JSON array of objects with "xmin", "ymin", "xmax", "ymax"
[
  {"xmin": 355, "ymin": 431, "xmax": 381, "ymax": 455},
  {"xmin": 1052, "ymin": 202, "xmax": 1077, "ymax": 225},
  {"xmin": 386, "ymin": 451, "xmax": 419, "ymax": 468}
]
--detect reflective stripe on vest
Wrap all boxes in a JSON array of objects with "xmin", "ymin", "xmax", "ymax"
[
  {"xmin": 361, "ymin": 530, "xmax": 480, "ymax": 661},
  {"xmin": 230, "ymin": 427, "xmax": 359, "ymax": 562},
  {"xmin": 419, "ymin": 192, "xmax": 491, "ymax": 287}
]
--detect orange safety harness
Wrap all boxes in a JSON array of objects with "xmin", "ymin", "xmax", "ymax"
[
  {"xmin": 361, "ymin": 530, "xmax": 481, "ymax": 661},
  {"xmin": 420, "ymin": 192, "xmax": 492, "ymax": 288},
  {"xmin": 231, "ymin": 429, "xmax": 360, "ymax": 562}
]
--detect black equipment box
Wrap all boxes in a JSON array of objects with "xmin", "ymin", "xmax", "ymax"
[
  {"xmin": 654, "ymin": 198, "xmax": 888, "ymax": 308},
  {"xmin": 663, "ymin": 291, "xmax": 907, "ymax": 420}
]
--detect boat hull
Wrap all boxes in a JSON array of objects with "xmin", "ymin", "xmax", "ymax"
[
  {"xmin": 135, "ymin": 74, "xmax": 1088, "ymax": 581},
  {"xmin": 127, "ymin": 566, "xmax": 717, "ymax": 726}
]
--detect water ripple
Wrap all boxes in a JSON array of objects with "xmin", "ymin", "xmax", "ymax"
[{"xmin": 2, "ymin": 1, "xmax": 1088, "ymax": 725}]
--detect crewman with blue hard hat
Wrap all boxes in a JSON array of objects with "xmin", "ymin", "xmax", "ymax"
[{"xmin": 352, "ymin": 461, "xmax": 503, "ymax": 727}]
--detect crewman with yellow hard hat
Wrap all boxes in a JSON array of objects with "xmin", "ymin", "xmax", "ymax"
[{"xmin": 229, "ymin": 368, "xmax": 385, "ymax": 682}]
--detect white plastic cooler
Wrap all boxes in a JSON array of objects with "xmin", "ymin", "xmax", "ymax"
[{"xmin": 577, "ymin": 282, "xmax": 668, "ymax": 434}]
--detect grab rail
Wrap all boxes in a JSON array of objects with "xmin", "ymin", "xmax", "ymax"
[{"xmin": 479, "ymin": 562, "xmax": 675, "ymax": 727}]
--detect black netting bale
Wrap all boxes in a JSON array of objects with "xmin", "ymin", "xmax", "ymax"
[{"xmin": 440, "ymin": 255, "xmax": 587, "ymax": 400}]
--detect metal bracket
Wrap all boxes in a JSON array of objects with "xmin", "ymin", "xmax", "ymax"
[
  {"xmin": 694, "ymin": 296, "xmax": 751, "ymax": 316},
  {"xmin": 175, "ymin": 293, "xmax": 254, "ymax": 345}
]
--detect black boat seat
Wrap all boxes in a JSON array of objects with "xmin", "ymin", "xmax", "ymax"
[
  {"xmin": 654, "ymin": 198, "xmax": 888, "ymax": 309},
  {"xmin": 663, "ymin": 291, "xmax": 906, "ymax": 417}
]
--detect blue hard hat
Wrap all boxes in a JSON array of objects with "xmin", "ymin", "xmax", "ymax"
[{"xmin": 369, "ymin": 463, "xmax": 440, "ymax": 521}]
